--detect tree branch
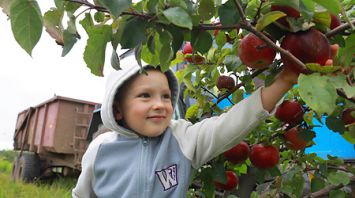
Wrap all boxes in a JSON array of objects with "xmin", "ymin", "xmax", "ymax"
[
  {"xmin": 66, "ymin": 0, "xmax": 153, "ymax": 20},
  {"xmin": 303, "ymin": 175, "xmax": 355, "ymax": 198},
  {"xmin": 232, "ymin": 0, "xmax": 308, "ymax": 72},
  {"xmin": 326, "ymin": 19, "xmax": 355, "ymax": 38}
]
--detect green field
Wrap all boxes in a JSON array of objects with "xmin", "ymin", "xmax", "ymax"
[{"xmin": 0, "ymin": 150, "xmax": 77, "ymax": 198}]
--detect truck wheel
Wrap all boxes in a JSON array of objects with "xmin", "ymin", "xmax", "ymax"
[{"xmin": 12, "ymin": 153, "xmax": 40, "ymax": 182}]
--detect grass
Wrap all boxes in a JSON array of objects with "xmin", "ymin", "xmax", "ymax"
[{"xmin": 0, "ymin": 150, "xmax": 77, "ymax": 198}]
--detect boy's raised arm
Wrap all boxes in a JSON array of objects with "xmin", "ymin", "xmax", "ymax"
[{"xmin": 261, "ymin": 68, "xmax": 299, "ymax": 113}]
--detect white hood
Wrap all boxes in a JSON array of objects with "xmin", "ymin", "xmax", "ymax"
[{"xmin": 100, "ymin": 56, "xmax": 180, "ymax": 137}]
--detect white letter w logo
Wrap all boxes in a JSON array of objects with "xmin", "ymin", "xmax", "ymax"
[{"xmin": 155, "ymin": 164, "xmax": 178, "ymax": 191}]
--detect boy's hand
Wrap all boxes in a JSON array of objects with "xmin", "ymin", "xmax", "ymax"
[
  {"xmin": 277, "ymin": 44, "xmax": 339, "ymax": 86},
  {"xmin": 278, "ymin": 66, "xmax": 299, "ymax": 86}
]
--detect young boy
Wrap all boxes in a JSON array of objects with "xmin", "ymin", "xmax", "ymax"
[{"xmin": 72, "ymin": 57, "xmax": 297, "ymax": 198}]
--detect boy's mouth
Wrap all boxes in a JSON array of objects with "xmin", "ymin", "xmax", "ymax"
[
  {"xmin": 147, "ymin": 115, "xmax": 166, "ymax": 119},
  {"xmin": 147, "ymin": 115, "xmax": 166, "ymax": 121}
]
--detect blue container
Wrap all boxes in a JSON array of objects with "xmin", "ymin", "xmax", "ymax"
[
  {"xmin": 214, "ymin": 97, "xmax": 355, "ymax": 160},
  {"xmin": 305, "ymin": 117, "xmax": 355, "ymax": 160}
]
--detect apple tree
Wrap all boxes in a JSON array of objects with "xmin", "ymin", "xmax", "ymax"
[{"xmin": 1, "ymin": 0, "xmax": 354, "ymax": 197}]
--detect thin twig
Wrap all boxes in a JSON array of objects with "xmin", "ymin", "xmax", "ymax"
[
  {"xmin": 326, "ymin": 19, "xmax": 355, "ymax": 38},
  {"xmin": 212, "ymin": 68, "xmax": 267, "ymax": 107},
  {"xmin": 303, "ymin": 175, "xmax": 355, "ymax": 198}
]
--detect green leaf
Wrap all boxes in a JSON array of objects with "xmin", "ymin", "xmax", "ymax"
[
  {"xmin": 134, "ymin": 44, "xmax": 143, "ymax": 67},
  {"xmin": 79, "ymin": 13, "xmax": 94, "ymax": 35},
  {"xmin": 212, "ymin": 161, "xmax": 227, "ymax": 183},
  {"xmin": 198, "ymin": 0, "xmax": 215, "ymax": 21},
  {"xmin": 43, "ymin": 8, "xmax": 64, "ymax": 45},
  {"xmin": 339, "ymin": 34, "xmax": 355, "ymax": 69},
  {"xmin": 168, "ymin": 0, "xmax": 188, "ymax": 10},
  {"xmin": 98, "ymin": 0, "xmax": 132, "ymax": 18},
  {"xmin": 256, "ymin": 11, "xmax": 286, "ymax": 31},
  {"xmin": 313, "ymin": 11, "xmax": 331, "ymax": 27},
  {"xmin": 342, "ymin": 129, "xmax": 355, "ymax": 144},
  {"xmin": 62, "ymin": 29, "xmax": 78, "ymax": 57},
  {"xmin": 165, "ymin": 25, "xmax": 184, "ymax": 55},
  {"xmin": 141, "ymin": 34, "xmax": 160, "ymax": 66},
  {"xmin": 329, "ymin": 189, "xmax": 346, "ymax": 198},
  {"xmin": 191, "ymin": 30, "xmax": 213, "ymax": 54},
  {"xmin": 326, "ymin": 116, "xmax": 346, "ymax": 133},
  {"xmin": 304, "ymin": 110, "xmax": 314, "ymax": 125},
  {"xmin": 299, "ymin": 129, "xmax": 316, "ymax": 142},
  {"xmin": 158, "ymin": 30, "xmax": 173, "ymax": 71},
  {"xmin": 145, "ymin": 0, "xmax": 158, "ymax": 13},
  {"xmin": 223, "ymin": 55, "xmax": 241, "ymax": 71},
  {"xmin": 83, "ymin": 25, "xmax": 112, "ymax": 76},
  {"xmin": 327, "ymin": 171, "xmax": 350, "ymax": 186},
  {"xmin": 185, "ymin": 104, "xmax": 200, "ymax": 121},
  {"xmin": 267, "ymin": 166, "xmax": 281, "ymax": 177},
  {"xmin": 94, "ymin": 11, "xmax": 105, "ymax": 23},
  {"xmin": 305, "ymin": 63, "xmax": 341, "ymax": 73},
  {"xmin": 10, "ymin": 0, "xmax": 43, "ymax": 56},
  {"xmin": 111, "ymin": 50, "xmax": 120, "ymax": 70},
  {"xmin": 280, "ymin": 168, "xmax": 305, "ymax": 198},
  {"xmin": 63, "ymin": 1, "xmax": 81, "ymax": 14},
  {"xmin": 218, "ymin": 0, "xmax": 240, "ymax": 26},
  {"xmin": 327, "ymin": 74, "xmax": 355, "ymax": 98},
  {"xmin": 54, "ymin": 0, "xmax": 64, "ymax": 8},
  {"xmin": 311, "ymin": 177, "xmax": 325, "ymax": 192},
  {"xmin": 66, "ymin": 14, "xmax": 77, "ymax": 35},
  {"xmin": 298, "ymin": 73, "xmax": 337, "ymax": 115},
  {"xmin": 215, "ymin": 29, "xmax": 226, "ymax": 48},
  {"xmin": 312, "ymin": 0, "xmax": 341, "ymax": 14},
  {"xmin": 163, "ymin": 7, "xmax": 192, "ymax": 30},
  {"xmin": 120, "ymin": 17, "xmax": 147, "ymax": 49}
]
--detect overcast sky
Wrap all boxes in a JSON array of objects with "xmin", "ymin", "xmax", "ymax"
[{"xmin": 0, "ymin": 2, "xmax": 115, "ymax": 150}]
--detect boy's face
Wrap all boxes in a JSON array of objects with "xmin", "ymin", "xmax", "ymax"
[{"xmin": 115, "ymin": 70, "xmax": 174, "ymax": 137}]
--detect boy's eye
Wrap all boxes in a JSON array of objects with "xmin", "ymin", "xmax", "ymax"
[
  {"xmin": 163, "ymin": 94, "xmax": 171, "ymax": 99},
  {"xmin": 139, "ymin": 93, "xmax": 150, "ymax": 98}
]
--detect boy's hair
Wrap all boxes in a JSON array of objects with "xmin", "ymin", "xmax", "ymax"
[{"xmin": 112, "ymin": 66, "xmax": 173, "ymax": 125}]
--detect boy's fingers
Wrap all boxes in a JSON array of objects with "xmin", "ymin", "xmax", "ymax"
[
  {"xmin": 325, "ymin": 59, "xmax": 333, "ymax": 66},
  {"xmin": 330, "ymin": 44, "xmax": 339, "ymax": 59}
]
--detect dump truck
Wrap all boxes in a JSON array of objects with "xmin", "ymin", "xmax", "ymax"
[
  {"xmin": 11, "ymin": 93, "xmax": 186, "ymax": 182},
  {"xmin": 11, "ymin": 95, "xmax": 101, "ymax": 182}
]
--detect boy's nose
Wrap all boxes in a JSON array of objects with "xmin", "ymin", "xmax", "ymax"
[{"xmin": 152, "ymin": 98, "xmax": 165, "ymax": 109}]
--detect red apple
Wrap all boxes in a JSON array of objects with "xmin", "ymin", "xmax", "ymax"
[
  {"xmin": 238, "ymin": 33, "xmax": 276, "ymax": 69},
  {"xmin": 284, "ymin": 127, "xmax": 309, "ymax": 150},
  {"xmin": 271, "ymin": 5, "xmax": 300, "ymax": 18},
  {"xmin": 249, "ymin": 144, "xmax": 280, "ymax": 169},
  {"xmin": 330, "ymin": 13, "xmax": 341, "ymax": 30},
  {"xmin": 223, "ymin": 141, "xmax": 249, "ymax": 164},
  {"xmin": 342, "ymin": 108, "xmax": 355, "ymax": 125},
  {"xmin": 217, "ymin": 75, "xmax": 235, "ymax": 92},
  {"xmin": 280, "ymin": 28, "xmax": 331, "ymax": 74},
  {"xmin": 271, "ymin": 5, "xmax": 300, "ymax": 27},
  {"xmin": 275, "ymin": 100, "xmax": 304, "ymax": 125},
  {"xmin": 182, "ymin": 42, "xmax": 205, "ymax": 64},
  {"xmin": 214, "ymin": 171, "xmax": 239, "ymax": 191}
]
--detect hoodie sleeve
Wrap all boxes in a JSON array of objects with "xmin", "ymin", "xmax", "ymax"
[
  {"xmin": 170, "ymin": 88, "xmax": 279, "ymax": 169},
  {"xmin": 72, "ymin": 132, "xmax": 117, "ymax": 198}
]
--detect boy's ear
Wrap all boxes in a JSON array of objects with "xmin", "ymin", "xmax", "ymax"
[
  {"xmin": 115, "ymin": 110, "xmax": 123, "ymax": 120},
  {"xmin": 113, "ymin": 102, "xmax": 123, "ymax": 120}
]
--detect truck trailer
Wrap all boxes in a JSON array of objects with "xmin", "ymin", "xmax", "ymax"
[{"xmin": 11, "ymin": 95, "xmax": 99, "ymax": 182}]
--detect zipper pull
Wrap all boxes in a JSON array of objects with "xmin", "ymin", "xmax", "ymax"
[{"xmin": 142, "ymin": 137, "xmax": 149, "ymax": 146}]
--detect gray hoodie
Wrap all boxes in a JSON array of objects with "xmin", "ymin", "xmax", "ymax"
[{"xmin": 72, "ymin": 57, "xmax": 273, "ymax": 198}]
